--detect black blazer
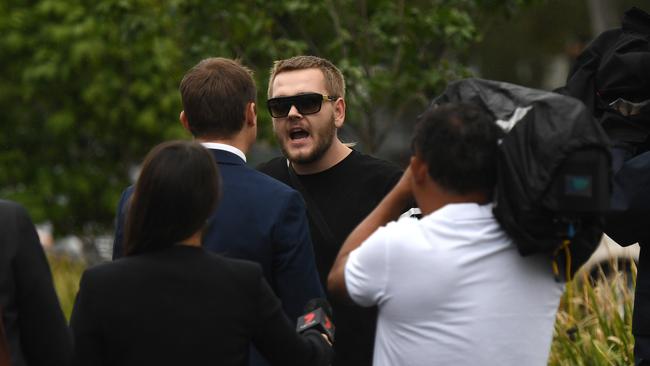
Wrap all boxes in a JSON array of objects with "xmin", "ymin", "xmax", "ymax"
[
  {"xmin": 0, "ymin": 200, "xmax": 72, "ymax": 366},
  {"xmin": 70, "ymin": 245, "xmax": 331, "ymax": 366}
]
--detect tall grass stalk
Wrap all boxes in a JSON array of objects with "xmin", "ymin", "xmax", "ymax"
[{"xmin": 549, "ymin": 260, "xmax": 636, "ymax": 365}]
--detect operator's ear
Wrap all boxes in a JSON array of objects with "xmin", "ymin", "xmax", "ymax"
[
  {"xmin": 245, "ymin": 102, "xmax": 257, "ymax": 127},
  {"xmin": 333, "ymin": 98, "xmax": 346, "ymax": 128},
  {"xmin": 180, "ymin": 111, "xmax": 190, "ymax": 131},
  {"xmin": 410, "ymin": 154, "xmax": 429, "ymax": 185}
]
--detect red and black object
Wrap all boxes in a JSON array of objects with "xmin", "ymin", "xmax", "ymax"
[{"xmin": 296, "ymin": 298, "xmax": 335, "ymax": 343}]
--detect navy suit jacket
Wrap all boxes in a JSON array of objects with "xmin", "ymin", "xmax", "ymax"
[{"xmin": 112, "ymin": 148, "xmax": 324, "ymax": 364}]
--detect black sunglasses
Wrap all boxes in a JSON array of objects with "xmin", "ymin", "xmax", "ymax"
[{"xmin": 267, "ymin": 93, "xmax": 338, "ymax": 118}]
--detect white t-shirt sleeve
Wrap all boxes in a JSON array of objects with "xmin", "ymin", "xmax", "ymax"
[{"xmin": 344, "ymin": 225, "xmax": 390, "ymax": 307}]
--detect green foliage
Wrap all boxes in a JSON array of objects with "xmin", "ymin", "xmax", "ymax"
[
  {"xmin": 48, "ymin": 254, "xmax": 86, "ymax": 320},
  {"xmin": 0, "ymin": 0, "xmax": 538, "ymax": 235},
  {"xmin": 1, "ymin": 0, "xmax": 185, "ymax": 235}
]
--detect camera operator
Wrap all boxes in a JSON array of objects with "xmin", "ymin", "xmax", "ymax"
[
  {"xmin": 562, "ymin": 7, "xmax": 650, "ymax": 365},
  {"xmin": 328, "ymin": 103, "xmax": 564, "ymax": 366}
]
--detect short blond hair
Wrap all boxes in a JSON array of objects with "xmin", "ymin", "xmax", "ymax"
[{"xmin": 268, "ymin": 55, "xmax": 346, "ymax": 99}]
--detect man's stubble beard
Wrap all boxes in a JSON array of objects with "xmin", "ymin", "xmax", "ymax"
[{"xmin": 279, "ymin": 114, "xmax": 337, "ymax": 165}]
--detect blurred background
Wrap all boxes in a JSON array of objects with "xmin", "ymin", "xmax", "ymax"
[
  {"xmin": 0, "ymin": 0, "xmax": 643, "ymax": 254},
  {"xmin": 0, "ymin": 1, "xmax": 647, "ymax": 363}
]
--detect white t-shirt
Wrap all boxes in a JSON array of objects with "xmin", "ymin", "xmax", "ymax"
[{"xmin": 345, "ymin": 203, "xmax": 564, "ymax": 366}]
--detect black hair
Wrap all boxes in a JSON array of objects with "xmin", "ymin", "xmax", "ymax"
[
  {"xmin": 124, "ymin": 140, "xmax": 221, "ymax": 255},
  {"xmin": 412, "ymin": 102, "xmax": 503, "ymax": 197}
]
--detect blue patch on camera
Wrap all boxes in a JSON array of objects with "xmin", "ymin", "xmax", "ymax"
[{"xmin": 565, "ymin": 175, "xmax": 592, "ymax": 197}]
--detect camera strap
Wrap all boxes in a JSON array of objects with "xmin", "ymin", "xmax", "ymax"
[{"xmin": 286, "ymin": 160, "xmax": 337, "ymax": 248}]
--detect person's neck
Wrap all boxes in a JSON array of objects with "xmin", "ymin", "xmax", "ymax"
[
  {"xmin": 291, "ymin": 139, "xmax": 352, "ymax": 175},
  {"xmin": 415, "ymin": 181, "xmax": 490, "ymax": 216}
]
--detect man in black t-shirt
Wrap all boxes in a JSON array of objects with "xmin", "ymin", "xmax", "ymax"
[
  {"xmin": 561, "ymin": 8, "xmax": 650, "ymax": 364},
  {"xmin": 258, "ymin": 55, "xmax": 405, "ymax": 366}
]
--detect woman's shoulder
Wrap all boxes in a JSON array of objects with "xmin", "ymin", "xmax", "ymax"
[
  {"xmin": 209, "ymin": 253, "xmax": 264, "ymax": 281},
  {"xmin": 181, "ymin": 249, "xmax": 267, "ymax": 298},
  {"xmin": 80, "ymin": 247, "xmax": 266, "ymax": 297},
  {"xmin": 103, "ymin": 246, "xmax": 262, "ymax": 274},
  {"xmin": 146, "ymin": 246, "xmax": 264, "ymax": 279}
]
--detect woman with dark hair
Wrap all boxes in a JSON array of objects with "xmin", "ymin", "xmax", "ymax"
[{"xmin": 70, "ymin": 141, "xmax": 332, "ymax": 366}]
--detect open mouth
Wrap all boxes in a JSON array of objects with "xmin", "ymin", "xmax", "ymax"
[{"xmin": 289, "ymin": 128, "xmax": 310, "ymax": 140}]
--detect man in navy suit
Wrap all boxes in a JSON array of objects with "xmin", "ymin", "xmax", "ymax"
[{"xmin": 112, "ymin": 58, "xmax": 324, "ymax": 365}]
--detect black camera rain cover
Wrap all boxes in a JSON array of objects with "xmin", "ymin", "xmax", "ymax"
[
  {"xmin": 563, "ymin": 6, "xmax": 650, "ymax": 146},
  {"xmin": 433, "ymin": 78, "xmax": 611, "ymax": 273}
]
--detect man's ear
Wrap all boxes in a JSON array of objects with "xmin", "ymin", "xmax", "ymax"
[
  {"xmin": 179, "ymin": 110, "xmax": 190, "ymax": 131},
  {"xmin": 333, "ymin": 98, "xmax": 346, "ymax": 128},
  {"xmin": 245, "ymin": 102, "xmax": 257, "ymax": 127},
  {"xmin": 410, "ymin": 155, "xmax": 429, "ymax": 185}
]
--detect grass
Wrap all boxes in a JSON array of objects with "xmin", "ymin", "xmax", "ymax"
[
  {"xmin": 549, "ymin": 260, "xmax": 636, "ymax": 366},
  {"xmin": 46, "ymin": 255, "xmax": 637, "ymax": 364},
  {"xmin": 47, "ymin": 254, "xmax": 86, "ymax": 320}
]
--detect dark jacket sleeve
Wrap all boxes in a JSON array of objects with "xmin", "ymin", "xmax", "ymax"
[
  {"xmin": 251, "ymin": 274, "xmax": 331, "ymax": 366},
  {"xmin": 605, "ymin": 150, "xmax": 650, "ymax": 246},
  {"xmin": 2, "ymin": 201, "xmax": 72, "ymax": 366},
  {"xmin": 270, "ymin": 190, "xmax": 325, "ymax": 319}
]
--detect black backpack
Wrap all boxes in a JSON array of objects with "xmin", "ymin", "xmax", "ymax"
[{"xmin": 434, "ymin": 78, "xmax": 611, "ymax": 281}]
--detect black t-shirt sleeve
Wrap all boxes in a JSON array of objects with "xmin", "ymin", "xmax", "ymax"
[{"xmin": 251, "ymin": 275, "xmax": 331, "ymax": 366}]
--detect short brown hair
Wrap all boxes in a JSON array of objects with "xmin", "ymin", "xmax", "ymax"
[
  {"xmin": 180, "ymin": 58, "xmax": 256, "ymax": 139},
  {"xmin": 268, "ymin": 55, "xmax": 345, "ymax": 99}
]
